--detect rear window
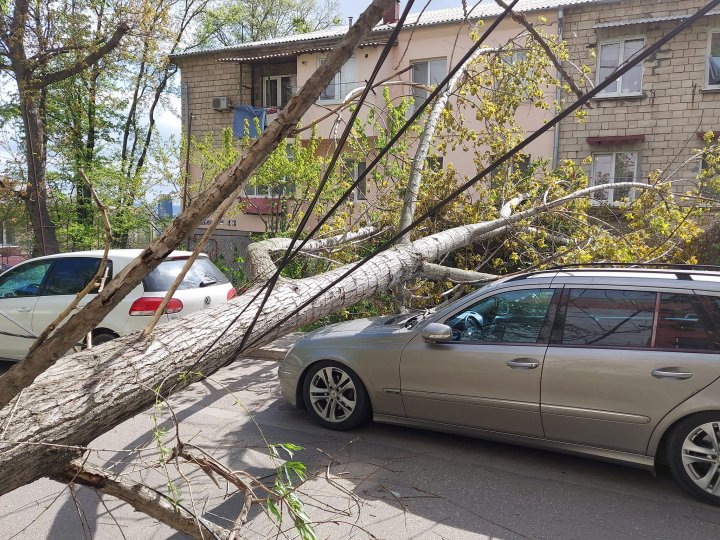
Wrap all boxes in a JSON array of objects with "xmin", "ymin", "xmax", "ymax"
[{"xmin": 143, "ymin": 258, "xmax": 229, "ymax": 292}]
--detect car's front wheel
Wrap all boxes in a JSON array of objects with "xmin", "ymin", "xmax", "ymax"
[
  {"xmin": 668, "ymin": 412, "xmax": 720, "ymax": 505},
  {"xmin": 302, "ymin": 361, "xmax": 370, "ymax": 430}
]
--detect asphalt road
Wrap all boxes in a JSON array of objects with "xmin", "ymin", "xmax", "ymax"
[{"xmin": 1, "ymin": 357, "xmax": 720, "ymax": 540}]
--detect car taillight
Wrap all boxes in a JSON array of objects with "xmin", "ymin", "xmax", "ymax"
[
  {"xmin": 129, "ymin": 297, "xmax": 184, "ymax": 316},
  {"xmin": 227, "ymin": 287, "xmax": 237, "ymax": 300}
]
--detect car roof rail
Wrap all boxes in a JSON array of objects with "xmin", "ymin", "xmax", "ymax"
[
  {"xmin": 547, "ymin": 262, "xmax": 720, "ymax": 272},
  {"xmin": 503, "ymin": 262, "xmax": 720, "ymax": 283}
]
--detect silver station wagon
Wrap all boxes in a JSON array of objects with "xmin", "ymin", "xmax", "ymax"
[{"xmin": 279, "ymin": 265, "xmax": 720, "ymax": 505}]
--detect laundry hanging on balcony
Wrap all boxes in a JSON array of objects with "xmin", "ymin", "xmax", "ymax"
[{"xmin": 233, "ymin": 105, "xmax": 266, "ymax": 139}]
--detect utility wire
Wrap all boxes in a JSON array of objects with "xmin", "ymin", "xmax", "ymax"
[
  {"xmin": 176, "ymin": 0, "xmax": 422, "ymax": 378},
  {"xmin": 232, "ymin": 0, "xmax": 422, "ymax": 356},
  {"xmin": 239, "ymin": 0, "xmax": 720, "ymax": 353},
  {"xmin": 200, "ymin": 0, "xmax": 522, "ymax": 368}
]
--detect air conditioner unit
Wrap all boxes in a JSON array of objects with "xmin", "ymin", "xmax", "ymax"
[{"xmin": 211, "ymin": 96, "xmax": 230, "ymax": 111}]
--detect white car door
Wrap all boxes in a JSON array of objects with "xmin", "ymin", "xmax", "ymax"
[
  {"xmin": 0, "ymin": 259, "xmax": 53, "ymax": 360},
  {"xmin": 32, "ymin": 257, "xmax": 105, "ymax": 341}
]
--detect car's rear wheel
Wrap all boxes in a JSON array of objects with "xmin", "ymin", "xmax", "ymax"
[
  {"xmin": 90, "ymin": 331, "xmax": 117, "ymax": 347},
  {"xmin": 668, "ymin": 412, "xmax": 720, "ymax": 505},
  {"xmin": 302, "ymin": 361, "xmax": 370, "ymax": 430}
]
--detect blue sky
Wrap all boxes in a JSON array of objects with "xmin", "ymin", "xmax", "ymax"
[{"xmin": 338, "ymin": 0, "xmax": 464, "ymax": 19}]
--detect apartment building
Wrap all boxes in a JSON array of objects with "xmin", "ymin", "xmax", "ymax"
[
  {"xmin": 170, "ymin": 0, "xmax": 599, "ymax": 235},
  {"xmin": 558, "ymin": 0, "xmax": 720, "ymax": 204}
]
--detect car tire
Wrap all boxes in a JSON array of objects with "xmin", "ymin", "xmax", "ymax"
[
  {"xmin": 667, "ymin": 412, "xmax": 720, "ymax": 505},
  {"xmin": 90, "ymin": 332, "xmax": 117, "ymax": 346},
  {"xmin": 302, "ymin": 361, "xmax": 370, "ymax": 431}
]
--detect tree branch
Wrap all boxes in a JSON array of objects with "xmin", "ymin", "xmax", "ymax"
[
  {"xmin": 246, "ymin": 226, "xmax": 378, "ymax": 280},
  {"xmin": 29, "ymin": 23, "xmax": 130, "ymax": 89},
  {"xmin": 494, "ymin": 0, "xmax": 585, "ymax": 102},
  {"xmin": 419, "ymin": 263, "xmax": 498, "ymax": 284},
  {"xmin": 53, "ymin": 460, "xmax": 229, "ymax": 539}
]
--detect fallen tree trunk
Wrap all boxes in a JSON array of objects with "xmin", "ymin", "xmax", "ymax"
[{"xmin": 0, "ymin": 182, "xmax": 651, "ymax": 497}]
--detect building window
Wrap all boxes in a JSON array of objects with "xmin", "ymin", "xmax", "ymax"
[
  {"xmin": 590, "ymin": 151, "xmax": 638, "ymax": 203},
  {"xmin": 707, "ymin": 30, "xmax": 720, "ymax": 88},
  {"xmin": 263, "ymin": 75, "xmax": 293, "ymax": 108},
  {"xmin": 411, "ymin": 58, "xmax": 447, "ymax": 107},
  {"xmin": 597, "ymin": 38, "xmax": 644, "ymax": 96},
  {"xmin": 319, "ymin": 56, "xmax": 357, "ymax": 103},
  {"xmin": 343, "ymin": 160, "xmax": 367, "ymax": 201},
  {"xmin": 426, "ymin": 156, "xmax": 443, "ymax": 172}
]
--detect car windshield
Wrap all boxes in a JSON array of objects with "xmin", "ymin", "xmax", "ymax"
[{"xmin": 143, "ymin": 258, "xmax": 229, "ymax": 292}]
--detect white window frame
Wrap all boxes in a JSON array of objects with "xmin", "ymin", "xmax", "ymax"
[
  {"xmin": 343, "ymin": 160, "xmax": 367, "ymax": 202},
  {"xmin": 318, "ymin": 56, "xmax": 356, "ymax": 104},
  {"xmin": 706, "ymin": 29, "xmax": 720, "ymax": 89},
  {"xmin": 410, "ymin": 57, "xmax": 447, "ymax": 108},
  {"xmin": 596, "ymin": 37, "xmax": 645, "ymax": 98},
  {"xmin": 590, "ymin": 151, "xmax": 640, "ymax": 205},
  {"xmin": 263, "ymin": 75, "xmax": 293, "ymax": 108}
]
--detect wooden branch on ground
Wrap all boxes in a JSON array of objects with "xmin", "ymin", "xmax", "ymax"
[
  {"xmin": 0, "ymin": 182, "xmax": 660, "ymax": 497},
  {"xmin": 53, "ymin": 460, "xmax": 229, "ymax": 540}
]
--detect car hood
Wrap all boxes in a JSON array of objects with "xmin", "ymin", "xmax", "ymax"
[{"xmin": 303, "ymin": 312, "xmax": 427, "ymax": 341}]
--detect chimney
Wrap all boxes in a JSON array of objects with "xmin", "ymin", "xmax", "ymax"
[
  {"xmin": 348, "ymin": 16, "xmax": 353, "ymax": 27},
  {"xmin": 383, "ymin": 0, "xmax": 400, "ymax": 24}
]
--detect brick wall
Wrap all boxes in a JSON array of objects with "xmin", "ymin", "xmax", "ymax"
[
  {"xmin": 559, "ymin": 0, "xmax": 720, "ymax": 195},
  {"xmin": 175, "ymin": 52, "xmax": 252, "ymax": 141}
]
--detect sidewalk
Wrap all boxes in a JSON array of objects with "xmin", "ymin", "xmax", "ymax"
[{"xmin": 250, "ymin": 332, "xmax": 304, "ymax": 360}]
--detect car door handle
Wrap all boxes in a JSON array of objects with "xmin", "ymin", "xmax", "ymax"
[
  {"xmin": 652, "ymin": 368, "xmax": 694, "ymax": 380},
  {"xmin": 506, "ymin": 358, "xmax": 540, "ymax": 369},
  {"xmin": 17, "ymin": 307, "xmax": 32, "ymax": 312}
]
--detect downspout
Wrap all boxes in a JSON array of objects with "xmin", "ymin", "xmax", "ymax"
[{"xmin": 552, "ymin": 7, "xmax": 565, "ymax": 169}]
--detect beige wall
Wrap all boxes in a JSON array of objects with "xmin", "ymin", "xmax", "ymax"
[
  {"xmin": 559, "ymin": 0, "xmax": 720, "ymax": 194},
  {"xmin": 174, "ymin": 9, "xmax": 565, "ymax": 233}
]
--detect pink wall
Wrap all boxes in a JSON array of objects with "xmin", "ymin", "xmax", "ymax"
[{"xmin": 295, "ymin": 12, "xmax": 560, "ymax": 180}]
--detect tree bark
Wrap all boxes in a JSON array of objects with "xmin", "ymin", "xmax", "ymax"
[
  {"xmin": 0, "ymin": 0, "xmax": 395, "ymax": 409},
  {"xmin": 18, "ymin": 91, "xmax": 59, "ymax": 255}
]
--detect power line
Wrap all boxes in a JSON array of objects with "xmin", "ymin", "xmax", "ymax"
[
  {"xmin": 204, "ymin": 0, "xmax": 523, "ymax": 367},
  {"xmin": 239, "ymin": 0, "xmax": 720, "ymax": 353}
]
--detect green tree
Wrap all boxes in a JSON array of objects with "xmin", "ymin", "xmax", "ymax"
[
  {"xmin": 196, "ymin": 0, "xmax": 341, "ymax": 47},
  {"xmin": 0, "ymin": 0, "xmax": 131, "ymax": 254}
]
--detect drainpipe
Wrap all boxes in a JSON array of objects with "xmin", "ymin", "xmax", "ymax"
[{"xmin": 552, "ymin": 7, "xmax": 564, "ymax": 169}]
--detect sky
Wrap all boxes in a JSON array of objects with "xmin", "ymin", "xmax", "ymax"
[{"xmin": 338, "ymin": 0, "xmax": 464, "ymax": 19}]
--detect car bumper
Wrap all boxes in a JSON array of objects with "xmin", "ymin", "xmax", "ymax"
[{"xmin": 278, "ymin": 357, "xmax": 303, "ymax": 408}]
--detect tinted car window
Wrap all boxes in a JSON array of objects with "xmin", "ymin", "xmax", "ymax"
[
  {"xmin": 143, "ymin": 258, "xmax": 229, "ymax": 292},
  {"xmin": 0, "ymin": 260, "xmax": 52, "ymax": 298},
  {"xmin": 43, "ymin": 257, "xmax": 110, "ymax": 295},
  {"xmin": 655, "ymin": 293, "xmax": 720, "ymax": 351},
  {"xmin": 560, "ymin": 289, "xmax": 655, "ymax": 348},
  {"xmin": 446, "ymin": 288, "xmax": 554, "ymax": 343}
]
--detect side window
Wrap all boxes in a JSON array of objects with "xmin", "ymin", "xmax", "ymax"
[
  {"xmin": 42, "ymin": 258, "xmax": 106, "ymax": 296},
  {"xmin": 0, "ymin": 260, "xmax": 53, "ymax": 298},
  {"xmin": 445, "ymin": 288, "xmax": 554, "ymax": 344},
  {"xmin": 560, "ymin": 289, "xmax": 655, "ymax": 348},
  {"xmin": 655, "ymin": 293, "xmax": 720, "ymax": 352}
]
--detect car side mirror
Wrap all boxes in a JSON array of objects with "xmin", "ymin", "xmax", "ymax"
[{"xmin": 421, "ymin": 323, "xmax": 453, "ymax": 343}]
